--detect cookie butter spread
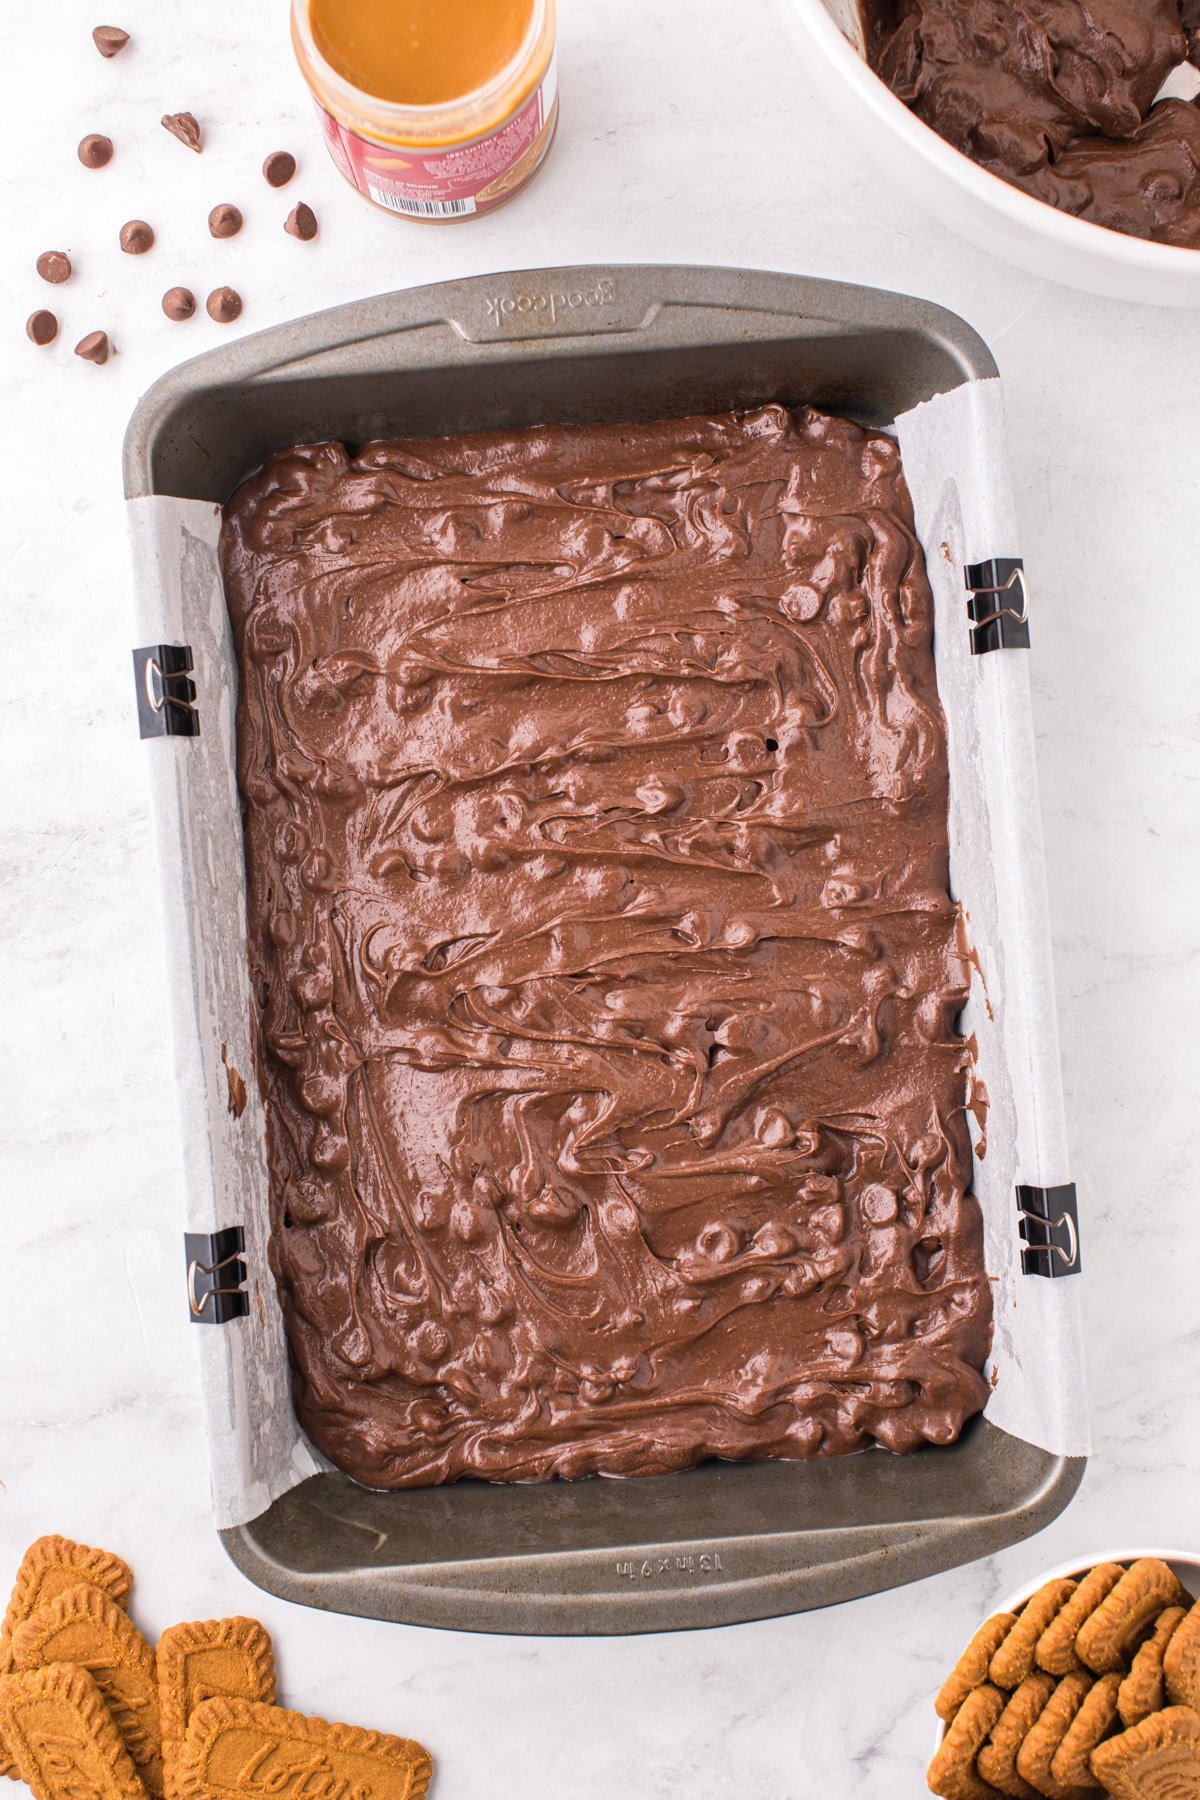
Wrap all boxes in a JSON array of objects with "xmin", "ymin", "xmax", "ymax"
[
  {"xmin": 309, "ymin": 0, "xmax": 534, "ymax": 107},
  {"xmin": 219, "ymin": 404, "xmax": 992, "ymax": 1490},
  {"xmin": 864, "ymin": 0, "xmax": 1200, "ymax": 247}
]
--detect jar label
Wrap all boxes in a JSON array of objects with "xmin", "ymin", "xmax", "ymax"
[{"xmin": 315, "ymin": 53, "xmax": 558, "ymax": 219}]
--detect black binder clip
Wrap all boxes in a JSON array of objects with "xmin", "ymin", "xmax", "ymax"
[
  {"xmin": 133, "ymin": 644, "xmax": 199, "ymax": 738},
  {"xmin": 965, "ymin": 559, "xmax": 1030, "ymax": 655},
  {"xmin": 184, "ymin": 1227, "xmax": 248, "ymax": 1323},
  {"xmin": 1016, "ymin": 1184, "xmax": 1081, "ymax": 1279}
]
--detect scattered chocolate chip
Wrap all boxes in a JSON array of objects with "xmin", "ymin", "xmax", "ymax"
[
  {"xmin": 36, "ymin": 250, "xmax": 72, "ymax": 284},
  {"xmin": 162, "ymin": 111, "xmax": 202, "ymax": 153},
  {"xmin": 92, "ymin": 24, "xmax": 130, "ymax": 56},
  {"xmin": 208, "ymin": 202, "xmax": 243, "ymax": 239},
  {"xmin": 75, "ymin": 330, "xmax": 110, "ymax": 364},
  {"xmin": 78, "ymin": 133, "xmax": 114, "ymax": 168},
  {"xmin": 284, "ymin": 202, "xmax": 318, "ymax": 241},
  {"xmin": 262, "ymin": 150, "xmax": 296, "ymax": 187},
  {"xmin": 119, "ymin": 218, "xmax": 155, "ymax": 254},
  {"xmin": 162, "ymin": 286, "xmax": 196, "ymax": 320},
  {"xmin": 206, "ymin": 285, "xmax": 242, "ymax": 323},
  {"xmin": 26, "ymin": 310, "xmax": 59, "ymax": 346}
]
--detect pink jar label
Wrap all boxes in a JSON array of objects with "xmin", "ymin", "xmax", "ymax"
[{"xmin": 315, "ymin": 52, "xmax": 557, "ymax": 218}]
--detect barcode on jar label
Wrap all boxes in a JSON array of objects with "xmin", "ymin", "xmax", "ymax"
[{"xmin": 366, "ymin": 185, "xmax": 477, "ymax": 218}]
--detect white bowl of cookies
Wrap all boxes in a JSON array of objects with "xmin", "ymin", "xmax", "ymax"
[{"xmin": 928, "ymin": 1552, "xmax": 1200, "ymax": 1797}]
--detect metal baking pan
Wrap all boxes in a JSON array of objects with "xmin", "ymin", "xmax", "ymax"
[{"xmin": 124, "ymin": 265, "xmax": 1085, "ymax": 1634}]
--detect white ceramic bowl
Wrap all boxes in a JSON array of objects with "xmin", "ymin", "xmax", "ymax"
[
  {"xmin": 774, "ymin": 0, "xmax": 1200, "ymax": 307},
  {"xmin": 932, "ymin": 1548, "xmax": 1200, "ymax": 1755}
]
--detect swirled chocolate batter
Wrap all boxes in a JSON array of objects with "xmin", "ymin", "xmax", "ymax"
[
  {"xmin": 864, "ymin": 0, "xmax": 1200, "ymax": 247},
  {"xmin": 220, "ymin": 404, "xmax": 991, "ymax": 1489}
]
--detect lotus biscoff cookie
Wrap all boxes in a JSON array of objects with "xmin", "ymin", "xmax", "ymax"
[
  {"xmin": 1014, "ymin": 1672, "xmax": 1094, "ymax": 1800},
  {"xmin": 927, "ymin": 1683, "xmax": 1006, "ymax": 1798},
  {"xmin": 0, "ymin": 1536, "xmax": 133, "ymax": 1779},
  {"xmin": 1163, "ymin": 1599, "xmax": 1200, "ymax": 1710},
  {"xmin": 1075, "ymin": 1560, "xmax": 1187, "ymax": 1674},
  {"xmin": 0, "ymin": 1539, "xmax": 133, "ymax": 1665},
  {"xmin": 1118, "ymin": 1605, "xmax": 1187, "ymax": 1727},
  {"xmin": 0, "ymin": 1663, "xmax": 147, "ymax": 1800},
  {"xmin": 11, "ymin": 1583, "xmax": 162, "ymax": 1796},
  {"xmin": 1090, "ymin": 1705, "xmax": 1200, "ymax": 1798},
  {"xmin": 175, "ymin": 1698, "xmax": 432, "ymax": 1800},
  {"xmin": 1049, "ymin": 1671, "xmax": 1120, "ymax": 1790},
  {"xmin": 157, "ymin": 1619, "xmax": 276, "ymax": 1800},
  {"xmin": 976, "ymin": 1672, "xmax": 1054, "ymax": 1799},
  {"xmin": 991, "ymin": 1582, "xmax": 1079, "ymax": 1691},
  {"xmin": 937, "ymin": 1616, "xmax": 1021, "ymax": 1723},
  {"xmin": 1035, "ymin": 1565, "xmax": 1125, "ymax": 1679}
]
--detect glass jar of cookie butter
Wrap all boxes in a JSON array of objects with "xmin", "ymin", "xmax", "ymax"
[{"xmin": 291, "ymin": 0, "xmax": 558, "ymax": 220}]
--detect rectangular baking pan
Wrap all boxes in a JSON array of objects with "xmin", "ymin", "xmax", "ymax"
[{"xmin": 125, "ymin": 264, "xmax": 1085, "ymax": 1634}]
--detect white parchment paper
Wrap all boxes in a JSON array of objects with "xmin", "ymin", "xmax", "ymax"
[
  {"xmin": 130, "ymin": 498, "xmax": 331, "ymax": 1529},
  {"xmin": 896, "ymin": 378, "xmax": 1086, "ymax": 1459},
  {"xmin": 128, "ymin": 375, "xmax": 1087, "ymax": 1527}
]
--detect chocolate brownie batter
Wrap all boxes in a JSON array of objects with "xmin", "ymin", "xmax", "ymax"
[
  {"xmin": 1027, "ymin": 97, "xmax": 1200, "ymax": 246},
  {"xmin": 864, "ymin": 0, "xmax": 1200, "ymax": 247},
  {"xmin": 220, "ymin": 404, "xmax": 992, "ymax": 1489}
]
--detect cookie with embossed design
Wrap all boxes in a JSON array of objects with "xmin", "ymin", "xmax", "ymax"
[
  {"xmin": 927, "ymin": 1682, "xmax": 1006, "ymax": 1798},
  {"xmin": 976, "ymin": 1671, "xmax": 1053, "ymax": 1798},
  {"xmin": 1014, "ymin": 1672, "xmax": 1094, "ymax": 1799},
  {"xmin": 1090, "ymin": 1705, "xmax": 1200, "ymax": 1797},
  {"xmin": 1035, "ymin": 1563, "xmax": 1125, "ymax": 1678},
  {"xmin": 936, "ymin": 1615, "xmax": 1020, "ymax": 1723},
  {"xmin": 1163, "ymin": 1598, "xmax": 1200, "ymax": 1711},
  {"xmin": 157, "ymin": 1619, "xmax": 276, "ymax": 1800},
  {"xmin": 1049, "ymin": 1671, "xmax": 1120, "ymax": 1790},
  {"xmin": 991, "ymin": 1582, "xmax": 1078, "ymax": 1691},
  {"xmin": 0, "ymin": 1536, "xmax": 133, "ymax": 1779},
  {"xmin": 12, "ymin": 1583, "xmax": 161, "ymax": 1796},
  {"xmin": 1, "ymin": 1538, "xmax": 133, "ymax": 1671},
  {"xmin": 0, "ymin": 1662, "xmax": 147, "ymax": 1800},
  {"xmin": 176, "ymin": 1699, "xmax": 431, "ymax": 1800},
  {"xmin": 1075, "ymin": 1560, "xmax": 1187, "ymax": 1674},
  {"xmin": 1119, "ymin": 1605, "xmax": 1186, "ymax": 1726}
]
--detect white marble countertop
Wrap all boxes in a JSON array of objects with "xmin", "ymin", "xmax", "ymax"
[{"xmin": 1, "ymin": 2, "xmax": 1198, "ymax": 1795}]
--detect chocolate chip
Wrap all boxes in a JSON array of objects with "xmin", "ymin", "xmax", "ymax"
[
  {"xmin": 75, "ymin": 330, "xmax": 110, "ymax": 364},
  {"xmin": 119, "ymin": 218, "xmax": 154, "ymax": 254},
  {"xmin": 162, "ymin": 286, "xmax": 196, "ymax": 320},
  {"xmin": 162, "ymin": 111, "xmax": 202, "ymax": 153},
  {"xmin": 208, "ymin": 203, "xmax": 243, "ymax": 239},
  {"xmin": 262, "ymin": 150, "xmax": 296, "ymax": 187},
  {"xmin": 26, "ymin": 310, "xmax": 59, "ymax": 346},
  {"xmin": 92, "ymin": 24, "xmax": 130, "ymax": 56},
  {"xmin": 36, "ymin": 251, "xmax": 72, "ymax": 284},
  {"xmin": 78, "ymin": 133, "xmax": 114, "ymax": 168},
  {"xmin": 206, "ymin": 285, "xmax": 242, "ymax": 323},
  {"xmin": 284, "ymin": 202, "xmax": 318, "ymax": 241}
]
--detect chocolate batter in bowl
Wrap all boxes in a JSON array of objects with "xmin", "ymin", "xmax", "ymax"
[
  {"xmin": 220, "ymin": 403, "xmax": 993, "ymax": 1491},
  {"xmin": 864, "ymin": 0, "xmax": 1200, "ymax": 248},
  {"xmin": 775, "ymin": 0, "xmax": 1200, "ymax": 303}
]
